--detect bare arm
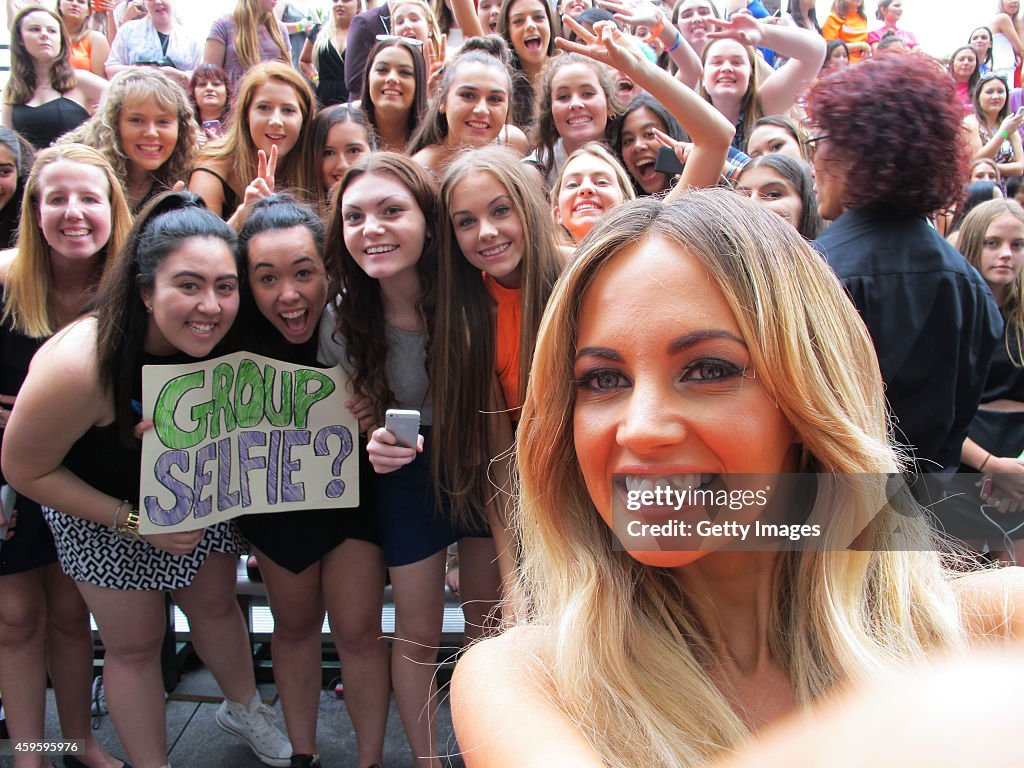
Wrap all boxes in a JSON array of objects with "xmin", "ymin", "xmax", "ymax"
[
  {"xmin": 299, "ymin": 37, "xmax": 317, "ymax": 80},
  {"xmin": 1, "ymin": 319, "xmax": 117, "ymax": 526},
  {"xmin": 1, "ymin": 102, "xmax": 12, "ymax": 128},
  {"xmin": 188, "ymin": 165, "xmax": 227, "ymax": 217},
  {"xmin": 88, "ymin": 31, "xmax": 111, "ymax": 78},
  {"xmin": 993, "ymin": 13, "xmax": 1024, "ymax": 58},
  {"xmin": 453, "ymin": 632, "xmax": 608, "ymax": 768},
  {"xmin": 75, "ymin": 71, "xmax": 109, "ymax": 114},
  {"xmin": 599, "ymin": 0, "xmax": 702, "ymax": 87},
  {"xmin": 204, "ymin": 38, "xmax": 227, "ymax": 68},
  {"xmin": 451, "ymin": 0, "xmax": 485, "ymax": 39},
  {"xmin": 999, "ymin": 130, "xmax": 1024, "ymax": 178}
]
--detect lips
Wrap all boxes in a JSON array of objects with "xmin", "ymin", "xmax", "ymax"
[
  {"xmin": 571, "ymin": 198, "xmax": 602, "ymax": 215},
  {"xmin": 279, "ymin": 308, "xmax": 309, "ymax": 335},
  {"xmin": 186, "ymin": 320, "xmax": 217, "ymax": 338},
  {"xmin": 567, "ymin": 115, "xmax": 592, "ymax": 126},
  {"xmin": 135, "ymin": 144, "xmax": 167, "ymax": 159},
  {"xmin": 62, "ymin": 228, "xmax": 91, "ymax": 238},
  {"xmin": 478, "ymin": 241, "xmax": 511, "ymax": 260},
  {"xmin": 524, "ymin": 35, "xmax": 543, "ymax": 52},
  {"xmin": 633, "ymin": 158, "xmax": 657, "ymax": 181},
  {"xmin": 365, "ymin": 244, "xmax": 398, "ymax": 256}
]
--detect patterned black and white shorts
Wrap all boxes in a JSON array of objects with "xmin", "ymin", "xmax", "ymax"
[{"xmin": 43, "ymin": 509, "xmax": 245, "ymax": 591}]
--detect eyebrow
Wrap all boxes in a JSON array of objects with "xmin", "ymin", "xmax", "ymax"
[
  {"xmin": 451, "ymin": 194, "xmax": 512, "ymax": 218},
  {"xmin": 454, "ymin": 83, "xmax": 508, "ymax": 94},
  {"xmin": 343, "ymin": 194, "xmax": 405, "ymax": 211},
  {"xmin": 253, "ymin": 256, "xmax": 316, "ymax": 270},
  {"xmin": 173, "ymin": 270, "xmax": 238, "ymax": 281},
  {"xmin": 576, "ymin": 330, "xmax": 747, "ymax": 361}
]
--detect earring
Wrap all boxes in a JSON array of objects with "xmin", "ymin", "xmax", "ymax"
[{"xmin": 145, "ymin": 304, "xmax": 153, "ymax": 314}]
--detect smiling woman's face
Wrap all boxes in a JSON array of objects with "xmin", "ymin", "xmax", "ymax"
[{"xmin": 572, "ymin": 235, "xmax": 798, "ymax": 568}]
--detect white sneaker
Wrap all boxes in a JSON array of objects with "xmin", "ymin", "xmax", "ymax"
[{"xmin": 215, "ymin": 693, "xmax": 292, "ymax": 767}]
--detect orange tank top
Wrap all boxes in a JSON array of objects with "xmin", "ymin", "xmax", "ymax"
[
  {"xmin": 484, "ymin": 273, "xmax": 522, "ymax": 412},
  {"xmin": 69, "ymin": 35, "xmax": 93, "ymax": 72}
]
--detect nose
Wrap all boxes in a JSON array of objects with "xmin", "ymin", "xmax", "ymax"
[
  {"xmin": 569, "ymin": 92, "xmax": 585, "ymax": 110},
  {"xmin": 142, "ymin": 120, "xmax": 158, "ymax": 137},
  {"xmin": 279, "ymin": 279, "xmax": 301, "ymax": 302},
  {"xmin": 363, "ymin": 214, "xmax": 384, "ymax": 235},
  {"xmin": 63, "ymin": 194, "xmax": 84, "ymax": 219},
  {"xmin": 478, "ymin": 216, "xmax": 498, "ymax": 239},
  {"xmin": 472, "ymin": 97, "xmax": 488, "ymax": 114},
  {"xmin": 616, "ymin": 378, "xmax": 686, "ymax": 454},
  {"xmin": 576, "ymin": 176, "xmax": 597, "ymax": 196},
  {"xmin": 269, "ymin": 108, "xmax": 283, "ymax": 126},
  {"xmin": 198, "ymin": 286, "xmax": 221, "ymax": 314}
]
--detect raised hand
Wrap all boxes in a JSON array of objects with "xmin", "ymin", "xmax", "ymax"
[
  {"xmin": 242, "ymin": 146, "xmax": 277, "ymax": 209},
  {"xmin": 596, "ymin": 0, "xmax": 662, "ymax": 30},
  {"xmin": 557, "ymin": 17, "xmax": 648, "ymax": 75},
  {"xmin": 706, "ymin": 12, "xmax": 765, "ymax": 48}
]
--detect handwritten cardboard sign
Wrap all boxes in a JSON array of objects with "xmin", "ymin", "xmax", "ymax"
[{"xmin": 139, "ymin": 352, "xmax": 358, "ymax": 534}]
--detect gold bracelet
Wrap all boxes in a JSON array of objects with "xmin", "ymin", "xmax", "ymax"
[
  {"xmin": 111, "ymin": 499, "xmax": 129, "ymax": 530},
  {"xmin": 116, "ymin": 507, "xmax": 141, "ymax": 541}
]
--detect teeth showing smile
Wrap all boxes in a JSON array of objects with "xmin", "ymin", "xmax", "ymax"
[
  {"xmin": 622, "ymin": 474, "xmax": 713, "ymax": 495},
  {"xmin": 188, "ymin": 322, "xmax": 215, "ymax": 333},
  {"xmin": 466, "ymin": 120, "xmax": 490, "ymax": 129},
  {"xmin": 366, "ymin": 245, "xmax": 397, "ymax": 255},
  {"xmin": 281, "ymin": 309, "xmax": 306, "ymax": 319},
  {"xmin": 63, "ymin": 229, "xmax": 90, "ymax": 237},
  {"xmin": 573, "ymin": 201, "xmax": 601, "ymax": 213},
  {"xmin": 567, "ymin": 116, "xmax": 591, "ymax": 125},
  {"xmin": 479, "ymin": 242, "xmax": 510, "ymax": 258}
]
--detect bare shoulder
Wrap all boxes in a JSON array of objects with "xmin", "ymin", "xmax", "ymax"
[
  {"xmin": 952, "ymin": 566, "xmax": 1024, "ymax": 641},
  {"xmin": 31, "ymin": 316, "xmax": 101, "ymax": 382},
  {"xmin": 453, "ymin": 628, "xmax": 605, "ymax": 768},
  {"xmin": 0, "ymin": 247, "xmax": 15, "ymax": 283},
  {"xmin": 500, "ymin": 125, "xmax": 531, "ymax": 157}
]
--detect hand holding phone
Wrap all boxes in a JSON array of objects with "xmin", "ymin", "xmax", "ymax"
[
  {"xmin": 367, "ymin": 410, "xmax": 423, "ymax": 474},
  {"xmin": 385, "ymin": 409, "xmax": 421, "ymax": 449}
]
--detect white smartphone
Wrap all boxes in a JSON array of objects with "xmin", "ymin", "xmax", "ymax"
[{"xmin": 385, "ymin": 409, "xmax": 421, "ymax": 449}]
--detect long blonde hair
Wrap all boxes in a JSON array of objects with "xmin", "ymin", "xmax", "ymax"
[
  {"xmin": 2, "ymin": 144, "xmax": 132, "ymax": 338},
  {"xmin": 233, "ymin": 0, "xmax": 289, "ymax": 71},
  {"xmin": 514, "ymin": 189, "xmax": 967, "ymax": 767}
]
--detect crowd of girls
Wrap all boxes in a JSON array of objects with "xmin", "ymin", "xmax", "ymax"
[{"xmin": 5, "ymin": 1, "xmax": 1024, "ymax": 767}]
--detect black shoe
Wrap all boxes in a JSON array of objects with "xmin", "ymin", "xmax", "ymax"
[
  {"xmin": 63, "ymin": 757, "xmax": 132, "ymax": 768},
  {"xmin": 289, "ymin": 756, "xmax": 320, "ymax": 768}
]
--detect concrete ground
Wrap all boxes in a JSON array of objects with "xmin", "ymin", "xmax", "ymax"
[{"xmin": 23, "ymin": 663, "xmax": 466, "ymax": 768}]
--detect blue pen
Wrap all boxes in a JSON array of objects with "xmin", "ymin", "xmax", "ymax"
[{"xmin": 131, "ymin": 399, "xmax": 143, "ymax": 417}]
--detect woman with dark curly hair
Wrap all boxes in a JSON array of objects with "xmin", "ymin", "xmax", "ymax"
[
  {"xmin": 809, "ymin": 52, "xmax": 1003, "ymax": 476},
  {"xmin": 63, "ymin": 67, "xmax": 201, "ymax": 212}
]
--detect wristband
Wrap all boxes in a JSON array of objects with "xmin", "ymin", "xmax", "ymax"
[
  {"xmin": 646, "ymin": 16, "xmax": 665, "ymax": 43},
  {"xmin": 667, "ymin": 31, "xmax": 683, "ymax": 53},
  {"xmin": 979, "ymin": 453, "xmax": 992, "ymax": 472},
  {"xmin": 1000, "ymin": 129, "xmax": 1011, "ymax": 141}
]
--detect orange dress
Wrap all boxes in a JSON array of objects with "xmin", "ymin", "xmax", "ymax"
[
  {"xmin": 822, "ymin": 11, "xmax": 869, "ymax": 63},
  {"xmin": 484, "ymin": 273, "xmax": 522, "ymax": 413}
]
